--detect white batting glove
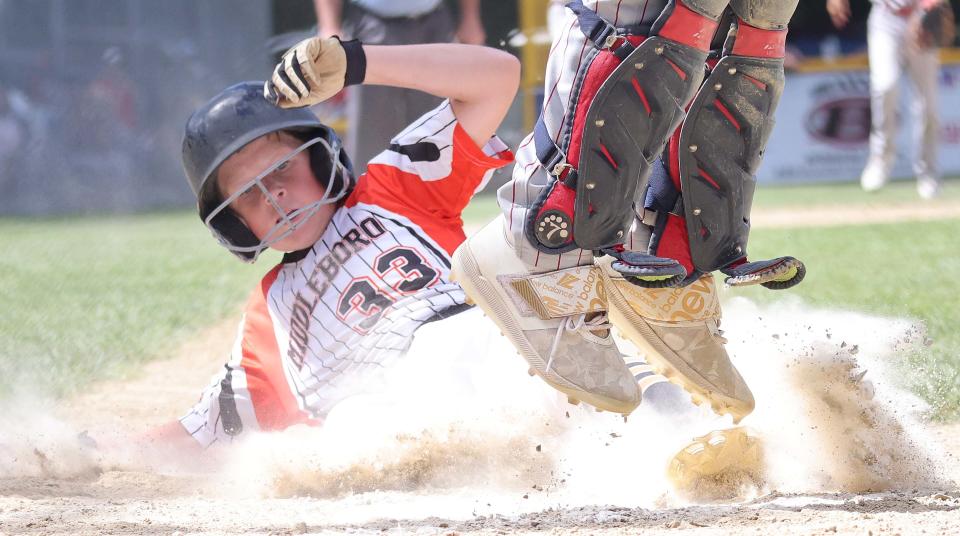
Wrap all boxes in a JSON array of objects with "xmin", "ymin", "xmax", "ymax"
[{"xmin": 264, "ymin": 36, "xmax": 366, "ymax": 108}]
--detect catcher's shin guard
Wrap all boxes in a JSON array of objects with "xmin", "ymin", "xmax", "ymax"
[
  {"xmin": 527, "ymin": 0, "xmax": 731, "ymax": 288},
  {"xmin": 673, "ymin": 0, "xmax": 804, "ymax": 289}
]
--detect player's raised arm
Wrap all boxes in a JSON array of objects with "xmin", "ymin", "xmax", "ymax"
[
  {"xmin": 266, "ymin": 39, "xmax": 520, "ymax": 147},
  {"xmin": 363, "ymin": 44, "xmax": 518, "ymax": 146}
]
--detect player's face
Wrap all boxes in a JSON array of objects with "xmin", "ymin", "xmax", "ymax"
[{"xmin": 217, "ymin": 132, "xmax": 336, "ymax": 253}]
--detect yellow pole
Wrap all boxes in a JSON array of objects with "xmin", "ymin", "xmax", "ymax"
[{"xmin": 518, "ymin": 0, "xmax": 551, "ymax": 132}]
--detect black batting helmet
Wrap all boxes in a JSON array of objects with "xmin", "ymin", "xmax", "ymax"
[{"xmin": 182, "ymin": 81, "xmax": 354, "ymax": 262}]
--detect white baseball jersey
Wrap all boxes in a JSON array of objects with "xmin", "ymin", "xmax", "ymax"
[{"xmin": 181, "ymin": 101, "xmax": 512, "ymax": 447}]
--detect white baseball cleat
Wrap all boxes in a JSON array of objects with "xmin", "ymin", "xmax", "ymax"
[
  {"xmin": 917, "ymin": 175, "xmax": 942, "ymax": 200},
  {"xmin": 596, "ymin": 257, "xmax": 755, "ymax": 422},
  {"xmin": 451, "ymin": 217, "xmax": 641, "ymax": 414},
  {"xmin": 860, "ymin": 157, "xmax": 890, "ymax": 193}
]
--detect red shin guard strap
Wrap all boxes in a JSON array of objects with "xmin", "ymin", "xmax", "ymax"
[
  {"xmin": 731, "ymin": 20, "xmax": 787, "ymax": 59},
  {"xmin": 657, "ymin": 1, "xmax": 720, "ymax": 52},
  {"xmin": 657, "ymin": 214, "xmax": 695, "ymax": 276}
]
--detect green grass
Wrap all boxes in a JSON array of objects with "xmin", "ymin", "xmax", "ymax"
[
  {"xmin": 461, "ymin": 195, "xmax": 503, "ymax": 224},
  {"xmin": 750, "ymin": 176, "xmax": 960, "ymax": 208},
  {"xmin": 464, "ymin": 175, "xmax": 960, "ymax": 214},
  {"xmin": 0, "ymin": 212, "xmax": 276, "ymax": 399},
  {"xmin": 2, "ymin": 195, "xmax": 958, "ymax": 421},
  {"xmin": 735, "ymin": 219, "xmax": 960, "ymax": 421}
]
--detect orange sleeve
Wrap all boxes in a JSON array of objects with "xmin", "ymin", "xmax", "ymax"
[
  {"xmin": 346, "ymin": 102, "xmax": 513, "ymax": 253},
  {"xmin": 357, "ymin": 123, "xmax": 511, "ymax": 208}
]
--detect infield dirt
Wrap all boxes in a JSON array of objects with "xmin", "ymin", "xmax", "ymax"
[{"xmin": 1, "ymin": 205, "xmax": 959, "ymax": 535}]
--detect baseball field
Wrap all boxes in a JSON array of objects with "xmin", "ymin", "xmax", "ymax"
[{"xmin": 1, "ymin": 179, "xmax": 959, "ymax": 534}]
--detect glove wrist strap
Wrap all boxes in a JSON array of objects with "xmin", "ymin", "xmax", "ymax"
[{"xmin": 339, "ymin": 38, "xmax": 366, "ymax": 86}]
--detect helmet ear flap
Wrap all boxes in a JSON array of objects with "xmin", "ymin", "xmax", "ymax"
[
  {"xmin": 305, "ymin": 129, "xmax": 355, "ymax": 201},
  {"xmin": 209, "ymin": 209, "xmax": 261, "ymax": 262},
  {"xmin": 308, "ymin": 140, "xmax": 342, "ymax": 194}
]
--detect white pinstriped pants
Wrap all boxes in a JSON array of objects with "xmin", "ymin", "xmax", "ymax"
[
  {"xmin": 866, "ymin": 4, "xmax": 940, "ymax": 181},
  {"xmin": 496, "ymin": 0, "xmax": 667, "ymax": 272}
]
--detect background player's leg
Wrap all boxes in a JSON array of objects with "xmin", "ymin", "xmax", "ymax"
[
  {"xmin": 904, "ymin": 42, "xmax": 940, "ymax": 199},
  {"xmin": 863, "ymin": 8, "xmax": 904, "ymax": 193}
]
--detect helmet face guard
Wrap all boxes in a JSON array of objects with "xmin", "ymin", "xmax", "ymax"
[
  {"xmin": 182, "ymin": 81, "xmax": 354, "ymax": 262},
  {"xmin": 204, "ymin": 135, "xmax": 350, "ymax": 262}
]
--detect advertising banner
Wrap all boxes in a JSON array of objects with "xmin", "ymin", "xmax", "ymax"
[{"xmin": 758, "ymin": 60, "xmax": 960, "ymax": 185}]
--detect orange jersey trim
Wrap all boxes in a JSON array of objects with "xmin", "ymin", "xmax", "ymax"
[
  {"xmin": 240, "ymin": 265, "xmax": 319, "ymax": 431},
  {"xmin": 347, "ymin": 123, "xmax": 512, "ymax": 255}
]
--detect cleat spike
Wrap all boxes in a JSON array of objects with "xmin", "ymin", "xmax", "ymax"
[
  {"xmin": 464, "ymin": 295, "xmax": 475, "ymax": 305},
  {"xmin": 528, "ymin": 368, "xmax": 536, "ymax": 377},
  {"xmin": 567, "ymin": 396, "xmax": 580, "ymax": 406}
]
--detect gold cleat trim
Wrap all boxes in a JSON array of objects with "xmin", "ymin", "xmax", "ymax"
[{"xmin": 598, "ymin": 270, "xmax": 753, "ymax": 423}]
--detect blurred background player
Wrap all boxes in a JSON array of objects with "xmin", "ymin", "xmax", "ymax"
[
  {"xmin": 0, "ymin": 84, "xmax": 27, "ymax": 187},
  {"xmin": 314, "ymin": 0, "xmax": 486, "ymax": 168},
  {"xmin": 452, "ymin": 0, "xmax": 802, "ymax": 423},
  {"xmin": 154, "ymin": 38, "xmax": 517, "ymax": 449},
  {"xmin": 827, "ymin": 0, "xmax": 955, "ymax": 199}
]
